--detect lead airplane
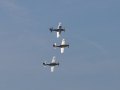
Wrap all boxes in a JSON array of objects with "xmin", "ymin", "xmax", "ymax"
[
  {"xmin": 49, "ymin": 22, "xmax": 65, "ymax": 38},
  {"xmin": 53, "ymin": 39, "xmax": 69, "ymax": 53},
  {"xmin": 43, "ymin": 56, "xmax": 59, "ymax": 72}
]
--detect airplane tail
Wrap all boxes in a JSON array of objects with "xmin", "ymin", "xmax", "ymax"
[
  {"xmin": 43, "ymin": 62, "xmax": 46, "ymax": 66},
  {"xmin": 49, "ymin": 28, "xmax": 53, "ymax": 32},
  {"xmin": 53, "ymin": 43, "xmax": 57, "ymax": 48},
  {"xmin": 43, "ymin": 61, "xmax": 47, "ymax": 66}
]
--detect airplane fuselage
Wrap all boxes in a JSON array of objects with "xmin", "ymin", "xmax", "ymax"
[
  {"xmin": 51, "ymin": 28, "xmax": 65, "ymax": 32},
  {"xmin": 53, "ymin": 44, "xmax": 69, "ymax": 48},
  {"xmin": 43, "ymin": 63, "xmax": 59, "ymax": 66}
]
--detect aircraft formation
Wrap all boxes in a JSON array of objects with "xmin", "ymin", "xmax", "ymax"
[{"xmin": 43, "ymin": 22, "xmax": 69, "ymax": 72}]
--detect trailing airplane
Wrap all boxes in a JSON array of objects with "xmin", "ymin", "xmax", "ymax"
[
  {"xmin": 43, "ymin": 56, "xmax": 59, "ymax": 72},
  {"xmin": 49, "ymin": 22, "xmax": 65, "ymax": 38},
  {"xmin": 53, "ymin": 39, "xmax": 69, "ymax": 54}
]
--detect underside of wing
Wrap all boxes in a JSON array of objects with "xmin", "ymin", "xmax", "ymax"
[
  {"xmin": 51, "ymin": 56, "xmax": 56, "ymax": 63},
  {"xmin": 57, "ymin": 32, "xmax": 60, "ymax": 38},
  {"xmin": 61, "ymin": 39, "xmax": 65, "ymax": 45},
  {"xmin": 61, "ymin": 48, "xmax": 64, "ymax": 53},
  {"xmin": 57, "ymin": 22, "xmax": 62, "ymax": 29},
  {"xmin": 51, "ymin": 66, "xmax": 55, "ymax": 72}
]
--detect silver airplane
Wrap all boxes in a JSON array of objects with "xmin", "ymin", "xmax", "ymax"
[
  {"xmin": 53, "ymin": 39, "xmax": 69, "ymax": 54},
  {"xmin": 43, "ymin": 56, "xmax": 59, "ymax": 72},
  {"xmin": 49, "ymin": 22, "xmax": 65, "ymax": 38}
]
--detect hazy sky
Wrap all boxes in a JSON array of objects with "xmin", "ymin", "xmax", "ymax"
[{"xmin": 0, "ymin": 0, "xmax": 120, "ymax": 90}]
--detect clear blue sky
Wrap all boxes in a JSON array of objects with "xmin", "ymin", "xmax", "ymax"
[{"xmin": 0, "ymin": 0, "xmax": 120, "ymax": 90}]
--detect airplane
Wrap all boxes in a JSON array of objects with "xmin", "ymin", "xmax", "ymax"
[
  {"xmin": 43, "ymin": 56, "xmax": 59, "ymax": 72},
  {"xmin": 53, "ymin": 39, "xmax": 69, "ymax": 54},
  {"xmin": 49, "ymin": 22, "xmax": 65, "ymax": 38}
]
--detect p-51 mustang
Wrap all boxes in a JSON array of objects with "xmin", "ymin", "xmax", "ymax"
[
  {"xmin": 49, "ymin": 22, "xmax": 65, "ymax": 38},
  {"xmin": 53, "ymin": 39, "xmax": 69, "ymax": 54},
  {"xmin": 43, "ymin": 56, "xmax": 59, "ymax": 72}
]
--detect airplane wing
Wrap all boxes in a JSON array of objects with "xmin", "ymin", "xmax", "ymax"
[
  {"xmin": 61, "ymin": 39, "xmax": 65, "ymax": 45},
  {"xmin": 57, "ymin": 32, "xmax": 60, "ymax": 38},
  {"xmin": 51, "ymin": 56, "xmax": 56, "ymax": 63},
  {"xmin": 61, "ymin": 48, "xmax": 64, "ymax": 53},
  {"xmin": 51, "ymin": 66, "xmax": 55, "ymax": 72},
  {"xmin": 57, "ymin": 22, "xmax": 62, "ymax": 29}
]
